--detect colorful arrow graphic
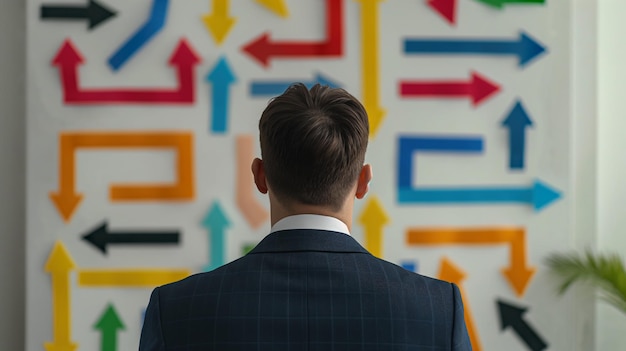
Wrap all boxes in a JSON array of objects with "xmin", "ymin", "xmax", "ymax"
[
  {"xmin": 236, "ymin": 135, "xmax": 269, "ymax": 228},
  {"xmin": 497, "ymin": 299, "xmax": 548, "ymax": 350},
  {"xmin": 78, "ymin": 269, "xmax": 189, "ymax": 287},
  {"xmin": 399, "ymin": 71, "xmax": 500, "ymax": 106},
  {"xmin": 45, "ymin": 241, "xmax": 78, "ymax": 351},
  {"xmin": 40, "ymin": 0, "xmax": 116, "ymax": 30},
  {"xmin": 107, "ymin": 0, "xmax": 169, "ymax": 70},
  {"xmin": 404, "ymin": 32, "xmax": 546, "ymax": 68},
  {"xmin": 407, "ymin": 227, "xmax": 535, "ymax": 296},
  {"xmin": 82, "ymin": 221, "xmax": 180, "ymax": 254},
  {"xmin": 53, "ymin": 38, "xmax": 201, "ymax": 104},
  {"xmin": 250, "ymin": 72, "xmax": 341, "ymax": 97},
  {"xmin": 502, "ymin": 100, "xmax": 533, "ymax": 170},
  {"xmin": 207, "ymin": 56, "xmax": 236, "ymax": 134},
  {"xmin": 357, "ymin": 195, "xmax": 390, "ymax": 258},
  {"xmin": 49, "ymin": 132, "xmax": 194, "ymax": 222},
  {"xmin": 256, "ymin": 0, "xmax": 289, "ymax": 17},
  {"xmin": 437, "ymin": 258, "xmax": 482, "ymax": 351},
  {"xmin": 476, "ymin": 0, "xmax": 545, "ymax": 9},
  {"xmin": 94, "ymin": 304, "xmax": 125, "ymax": 351},
  {"xmin": 202, "ymin": 0, "xmax": 236, "ymax": 45},
  {"xmin": 426, "ymin": 0, "xmax": 456, "ymax": 25},
  {"xmin": 242, "ymin": 0, "xmax": 343, "ymax": 67},
  {"xmin": 397, "ymin": 135, "xmax": 562, "ymax": 211},
  {"xmin": 202, "ymin": 202, "xmax": 231, "ymax": 272},
  {"xmin": 356, "ymin": 0, "xmax": 386, "ymax": 138}
]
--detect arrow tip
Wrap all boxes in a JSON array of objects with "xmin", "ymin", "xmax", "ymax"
[
  {"xmin": 82, "ymin": 221, "xmax": 109, "ymax": 254},
  {"xmin": 438, "ymin": 257, "xmax": 466, "ymax": 283},
  {"xmin": 426, "ymin": 0, "xmax": 456, "ymax": 25},
  {"xmin": 49, "ymin": 191, "xmax": 83, "ymax": 223},
  {"xmin": 207, "ymin": 56, "xmax": 237, "ymax": 84},
  {"xmin": 533, "ymin": 179, "xmax": 562, "ymax": 211},
  {"xmin": 518, "ymin": 31, "xmax": 547, "ymax": 67},
  {"xmin": 169, "ymin": 38, "xmax": 202, "ymax": 66},
  {"xmin": 358, "ymin": 196, "xmax": 390, "ymax": 227},
  {"xmin": 88, "ymin": 0, "xmax": 117, "ymax": 29},
  {"xmin": 45, "ymin": 241, "xmax": 76, "ymax": 272},
  {"xmin": 496, "ymin": 299, "xmax": 527, "ymax": 330},
  {"xmin": 256, "ymin": 0, "xmax": 289, "ymax": 18},
  {"xmin": 94, "ymin": 303, "xmax": 125, "ymax": 331},
  {"xmin": 52, "ymin": 39, "xmax": 84, "ymax": 67},
  {"xmin": 202, "ymin": 13, "xmax": 237, "ymax": 46},
  {"xmin": 502, "ymin": 265, "xmax": 536, "ymax": 297},
  {"xmin": 502, "ymin": 100, "xmax": 533, "ymax": 127},
  {"xmin": 470, "ymin": 72, "xmax": 500, "ymax": 106},
  {"xmin": 202, "ymin": 202, "xmax": 231, "ymax": 229},
  {"xmin": 242, "ymin": 33, "xmax": 271, "ymax": 67}
]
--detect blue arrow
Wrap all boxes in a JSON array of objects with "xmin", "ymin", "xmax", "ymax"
[
  {"xmin": 250, "ymin": 72, "xmax": 341, "ymax": 97},
  {"xmin": 206, "ymin": 56, "xmax": 236, "ymax": 134},
  {"xmin": 201, "ymin": 201, "xmax": 231, "ymax": 272},
  {"xmin": 107, "ymin": 0, "xmax": 169, "ymax": 71},
  {"xmin": 502, "ymin": 100, "xmax": 533, "ymax": 170},
  {"xmin": 397, "ymin": 136, "xmax": 561, "ymax": 211},
  {"xmin": 403, "ymin": 31, "xmax": 547, "ymax": 68}
]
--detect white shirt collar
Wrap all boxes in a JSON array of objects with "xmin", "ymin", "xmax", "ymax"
[{"xmin": 270, "ymin": 214, "xmax": 351, "ymax": 235}]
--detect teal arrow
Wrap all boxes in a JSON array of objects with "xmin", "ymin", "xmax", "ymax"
[
  {"xmin": 475, "ymin": 0, "xmax": 545, "ymax": 9},
  {"xmin": 202, "ymin": 201, "xmax": 231, "ymax": 272},
  {"xmin": 94, "ymin": 304, "xmax": 125, "ymax": 351}
]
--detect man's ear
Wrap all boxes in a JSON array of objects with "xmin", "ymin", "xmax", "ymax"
[
  {"xmin": 355, "ymin": 164, "xmax": 372, "ymax": 199},
  {"xmin": 251, "ymin": 158, "xmax": 268, "ymax": 194}
]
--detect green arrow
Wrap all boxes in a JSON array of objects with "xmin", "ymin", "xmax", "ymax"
[
  {"xmin": 475, "ymin": 0, "xmax": 545, "ymax": 9},
  {"xmin": 94, "ymin": 304, "xmax": 125, "ymax": 351}
]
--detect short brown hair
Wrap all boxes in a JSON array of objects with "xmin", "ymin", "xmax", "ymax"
[{"xmin": 259, "ymin": 83, "xmax": 369, "ymax": 210}]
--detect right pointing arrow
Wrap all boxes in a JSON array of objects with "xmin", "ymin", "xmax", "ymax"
[
  {"xmin": 497, "ymin": 299, "xmax": 548, "ymax": 351},
  {"xmin": 399, "ymin": 71, "xmax": 501, "ymax": 106},
  {"xmin": 40, "ymin": 0, "xmax": 117, "ymax": 30}
]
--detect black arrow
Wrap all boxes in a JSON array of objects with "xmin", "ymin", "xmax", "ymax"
[
  {"xmin": 497, "ymin": 299, "xmax": 548, "ymax": 351},
  {"xmin": 82, "ymin": 221, "xmax": 180, "ymax": 254},
  {"xmin": 41, "ymin": 0, "xmax": 117, "ymax": 30}
]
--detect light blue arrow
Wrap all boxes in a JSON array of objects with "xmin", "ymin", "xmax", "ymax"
[
  {"xmin": 502, "ymin": 100, "xmax": 533, "ymax": 170},
  {"xmin": 250, "ymin": 72, "xmax": 341, "ymax": 97},
  {"xmin": 108, "ymin": 0, "xmax": 169, "ymax": 71},
  {"xmin": 201, "ymin": 202, "xmax": 231, "ymax": 272},
  {"xmin": 403, "ymin": 31, "xmax": 547, "ymax": 68},
  {"xmin": 206, "ymin": 56, "xmax": 236, "ymax": 134}
]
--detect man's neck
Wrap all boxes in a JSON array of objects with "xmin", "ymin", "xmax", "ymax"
[{"xmin": 269, "ymin": 194, "xmax": 354, "ymax": 231}]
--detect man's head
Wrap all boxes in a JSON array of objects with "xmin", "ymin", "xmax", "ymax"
[{"xmin": 253, "ymin": 83, "xmax": 371, "ymax": 213}]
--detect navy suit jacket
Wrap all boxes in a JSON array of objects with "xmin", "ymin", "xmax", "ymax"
[{"xmin": 139, "ymin": 229, "xmax": 472, "ymax": 350}]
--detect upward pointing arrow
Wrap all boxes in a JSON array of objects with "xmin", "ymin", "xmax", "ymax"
[
  {"xmin": 40, "ymin": 0, "xmax": 117, "ymax": 30},
  {"xmin": 497, "ymin": 299, "xmax": 548, "ymax": 350},
  {"xmin": 202, "ymin": 202, "xmax": 231, "ymax": 272},
  {"xmin": 502, "ymin": 100, "xmax": 533, "ymax": 170},
  {"xmin": 45, "ymin": 241, "xmax": 77, "ymax": 351},
  {"xmin": 358, "ymin": 196, "xmax": 389, "ymax": 258},
  {"xmin": 206, "ymin": 56, "xmax": 237, "ymax": 134},
  {"xmin": 94, "ymin": 304, "xmax": 125, "ymax": 351}
]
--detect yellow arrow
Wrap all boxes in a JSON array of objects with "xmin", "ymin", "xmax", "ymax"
[
  {"xmin": 202, "ymin": 0, "xmax": 237, "ymax": 45},
  {"xmin": 438, "ymin": 257, "xmax": 482, "ymax": 351},
  {"xmin": 355, "ymin": 0, "xmax": 386, "ymax": 138},
  {"xmin": 256, "ymin": 0, "xmax": 289, "ymax": 18},
  {"xmin": 78, "ymin": 269, "xmax": 190, "ymax": 287},
  {"xmin": 358, "ymin": 196, "xmax": 389, "ymax": 258},
  {"xmin": 45, "ymin": 241, "xmax": 78, "ymax": 351}
]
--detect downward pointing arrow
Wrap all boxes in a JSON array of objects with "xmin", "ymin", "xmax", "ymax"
[
  {"xmin": 40, "ymin": 0, "xmax": 117, "ymax": 30},
  {"xmin": 497, "ymin": 299, "xmax": 548, "ymax": 350},
  {"xmin": 94, "ymin": 304, "xmax": 125, "ymax": 351},
  {"xmin": 202, "ymin": 0, "xmax": 236, "ymax": 45}
]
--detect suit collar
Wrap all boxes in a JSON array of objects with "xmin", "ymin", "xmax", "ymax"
[{"xmin": 249, "ymin": 229, "xmax": 370, "ymax": 254}]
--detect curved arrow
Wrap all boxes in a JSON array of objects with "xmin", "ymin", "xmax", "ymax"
[
  {"xmin": 497, "ymin": 299, "xmax": 548, "ymax": 350},
  {"xmin": 357, "ymin": 196, "xmax": 390, "ymax": 258},
  {"xmin": 404, "ymin": 31, "xmax": 547, "ymax": 68},
  {"xmin": 94, "ymin": 304, "xmax": 125, "ymax": 351},
  {"xmin": 249, "ymin": 72, "xmax": 341, "ymax": 97},
  {"xmin": 406, "ymin": 227, "xmax": 535, "ymax": 296},
  {"xmin": 82, "ymin": 221, "xmax": 180, "ymax": 254},
  {"xmin": 242, "ymin": 0, "xmax": 343, "ymax": 67},
  {"xmin": 45, "ymin": 241, "xmax": 78, "ymax": 351},
  {"xmin": 356, "ymin": 0, "xmax": 386, "ymax": 138},
  {"xmin": 256, "ymin": 0, "xmax": 289, "ymax": 17},
  {"xmin": 399, "ymin": 71, "xmax": 500, "ymax": 106},
  {"xmin": 437, "ymin": 258, "xmax": 482, "ymax": 351},
  {"xmin": 108, "ymin": 0, "xmax": 169, "ymax": 71},
  {"xmin": 207, "ymin": 56, "xmax": 236, "ymax": 134},
  {"xmin": 426, "ymin": 0, "xmax": 456, "ymax": 25},
  {"xmin": 502, "ymin": 100, "xmax": 533, "ymax": 170},
  {"xmin": 53, "ymin": 38, "xmax": 201, "ymax": 104},
  {"xmin": 40, "ymin": 0, "xmax": 116, "ymax": 30},
  {"xmin": 202, "ymin": 201, "xmax": 231, "ymax": 272},
  {"xmin": 202, "ymin": 0, "xmax": 236, "ymax": 45},
  {"xmin": 236, "ymin": 135, "xmax": 269, "ymax": 228}
]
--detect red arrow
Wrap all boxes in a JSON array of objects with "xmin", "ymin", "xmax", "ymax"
[
  {"xmin": 242, "ymin": 0, "xmax": 343, "ymax": 67},
  {"xmin": 52, "ymin": 38, "xmax": 201, "ymax": 104},
  {"xmin": 399, "ymin": 71, "xmax": 501, "ymax": 106},
  {"xmin": 427, "ymin": 0, "xmax": 456, "ymax": 25}
]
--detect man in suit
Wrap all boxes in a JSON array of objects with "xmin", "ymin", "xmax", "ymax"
[{"xmin": 139, "ymin": 83, "xmax": 472, "ymax": 350}]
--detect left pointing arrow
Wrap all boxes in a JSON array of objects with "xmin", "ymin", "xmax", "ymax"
[
  {"xmin": 41, "ymin": 0, "xmax": 116, "ymax": 30},
  {"xmin": 82, "ymin": 221, "xmax": 180, "ymax": 255},
  {"xmin": 94, "ymin": 304, "xmax": 125, "ymax": 351}
]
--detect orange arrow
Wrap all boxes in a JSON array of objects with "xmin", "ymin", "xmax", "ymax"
[
  {"xmin": 357, "ymin": 196, "xmax": 389, "ymax": 258},
  {"xmin": 406, "ymin": 227, "xmax": 535, "ymax": 296},
  {"xmin": 49, "ymin": 132, "xmax": 194, "ymax": 222},
  {"xmin": 45, "ymin": 241, "xmax": 78, "ymax": 351},
  {"xmin": 438, "ymin": 257, "xmax": 482, "ymax": 351},
  {"xmin": 202, "ymin": 0, "xmax": 236, "ymax": 45},
  {"xmin": 236, "ymin": 135, "xmax": 269, "ymax": 228}
]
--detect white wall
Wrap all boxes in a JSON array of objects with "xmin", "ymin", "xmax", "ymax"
[{"xmin": 0, "ymin": 0, "xmax": 25, "ymax": 350}]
